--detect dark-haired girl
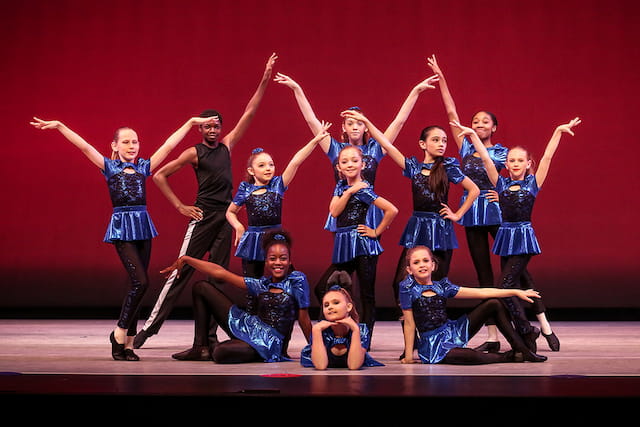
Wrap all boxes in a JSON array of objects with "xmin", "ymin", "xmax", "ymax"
[
  {"xmin": 30, "ymin": 115, "xmax": 212, "ymax": 361},
  {"xmin": 226, "ymin": 122, "xmax": 330, "ymax": 277},
  {"xmin": 341, "ymin": 108, "xmax": 480, "ymax": 304},
  {"xmin": 451, "ymin": 117, "xmax": 581, "ymax": 352},
  {"xmin": 162, "ymin": 230, "xmax": 312, "ymax": 363},
  {"xmin": 428, "ymin": 55, "xmax": 509, "ymax": 350}
]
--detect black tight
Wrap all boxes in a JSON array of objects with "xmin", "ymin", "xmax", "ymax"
[
  {"xmin": 113, "ymin": 239, "xmax": 151, "ymax": 335},
  {"xmin": 440, "ymin": 298, "xmax": 532, "ymax": 365},
  {"xmin": 498, "ymin": 255, "xmax": 537, "ymax": 335},
  {"xmin": 465, "ymin": 225, "xmax": 499, "ymax": 287},
  {"xmin": 314, "ymin": 255, "xmax": 378, "ymax": 334},
  {"xmin": 190, "ymin": 280, "xmax": 261, "ymax": 363}
]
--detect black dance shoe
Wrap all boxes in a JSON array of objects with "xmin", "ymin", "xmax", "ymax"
[
  {"xmin": 473, "ymin": 341, "xmax": 501, "ymax": 353},
  {"xmin": 543, "ymin": 332, "xmax": 560, "ymax": 351},
  {"xmin": 110, "ymin": 331, "xmax": 126, "ymax": 361},
  {"xmin": 171, "ymin": 346, "xmax": 212, "ymax": 361},
  {"xmin": 523, "ymin": 326, "xmax": 540, "ymax": 353},
  {"xmin": 124, "ymin": 348, "xmax": 140, "ymax": 361},
  {"xmin": 507, "ymin": 350, "xmax": 547, "ymax": 363}
]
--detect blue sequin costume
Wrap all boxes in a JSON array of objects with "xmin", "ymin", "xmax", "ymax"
[
  {"xmin": 398, "ymin": 156, "xmax": 466, "ymax": 250},
  {"xmin": 102, "ymin": 157, "xmax": 158, "ymax": 243},
  {"xmin": 231, "ymin": 176, "xmax": 286, "ymax": 261},
  {"xmin": 324, "ymin": 137, "xmax": 385, "ymax": 231},
  {"xmin": 458, "ymin": 137, "xmax": 507, "ymax": 227},
  {"xmin": 227, "ymin": 270, "xmax": 310, "ymax": 362},
  {"xmin": 300, "ymin": 323, "xmax": 384, "ymax": 368},
  {"xmin": 331, "ymin": 180, "xmax": 384, "ymax": 264},
  {"xmin": 399, "ymin": 275, "xmax": 469, "ymax": 364},
  {"xmin": 492, "ymin": 174, "xmax": 541, "ymax": 256}
]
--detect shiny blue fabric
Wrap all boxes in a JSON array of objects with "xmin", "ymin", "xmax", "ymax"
[
  {"xmin": 398, "ymin": 276, "xmax": 469, "ymax": 364},
  {"xmin": 399, "ymin": 211, "xmax": 458, "ymax": 250},
  {"xmin": 101, "ymin": 157, "xmax": 157, "ymax": 243},
  {"xmin": 231, "ymin": 176, "xmax": 286, "ymax": 261},
  {"xmin": 324, "ymin": 137, "xmax": 385, "ymax": 232},
  {"xmin": 227, "ymin": 271, "xmax": 310, "ymax": 362},
  {"xmin": 458, "ymin": 137, "xmax": 506, "ymax": 227},
  {"xmin": 492, "ymin": 175, "xmax": 541, "ymax": 256},
  {"xmin": 332, "ymin": 226, "xmax": 384, "ymax": 264},
  {"xmin": 235, "ymin": 224, "xmax": 282, "ymax": 260},
  {"xmin": 300, "ymin": 323, "xmax": 384, "ymax": 368}
]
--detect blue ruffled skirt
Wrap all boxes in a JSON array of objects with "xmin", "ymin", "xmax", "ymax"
[
  {"xmin": 458, "ymin": 190, "xmax": 502, "ymax": 227},
  {"xmin": 227, "ymin": 305, "xmax": 289, "ymax": 362},
  {"xmin": 234, "ymin": 224, "xmax": 281, "ymax": 261},
  {"xmin": 399, "ymin": 211, "xmax": 458, "ymax": 250},
  {"xmin": 103, "ymin": 205, "xmax": 158, "ymax": 243},
  {"xmin": 492, "ymin": 221, "xmax": 541, "ymax": 256},
  {"xmin": 417, "ymin": 315, "xmax": 469, "ymax": 364},
  {"xmin": 332, "ymin": 226, "xmax": 383, "ymax": 264}
]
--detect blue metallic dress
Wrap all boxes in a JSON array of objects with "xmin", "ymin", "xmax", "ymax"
[
  {"xmin": 331, "ymin": 180, "xmax": 384, "ymax": 264},
  {"xmin": 492, "ymin": 174, "xmax": 541, "ymax": 256},
  {"xmin": 398, "ymin": 156, "xmax": 466, "ymax": 250},
  {"xmin": 231, "ymin": 176, "xmax": 286, "ymax": 261},
  {"xmin": 399, "ymin": 275, "xmax": 469, "ymax": 364},
  {"xmin": 458, "ymin": 137, "xmax": 507, "ymax": 227},
  {"xmin": 102, "ymin": 157, "xmax": 158, "ymax": 243},
  {"xmin": 300, "ymin": 323, "xmax": 384, "ymax": 368},
  {"xmin": 324, "ymin": 137, "xmax": 385, "ymax": 231},
  {"xmin": 227, "ymin": 270, "xmax": 310, "ymax": 362}
]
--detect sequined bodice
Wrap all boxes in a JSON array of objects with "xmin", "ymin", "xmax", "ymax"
[
  {"xmin": 107, "ymin": 170, "xmax": 146, "ymax": 207},
  {"xmin": 336, "ymin": 195, "xmax": 370, "ymax": 228},
  {"xmin": 245, "ymin": 191, "xmax": 282, "ymax": 226},
  {"xmin": 498, "ymin": 176, "xmax": 537, "ymax": 222},
  {"xmin": 411, "ymin": 172, "xmax": 447, "ymax": 212},
  {"xmin": 412, "ymin": 294, "xmax": 449, "ymax": 333},
  {"xmin": 461, "ymin": 154, "xmax": 494, "ymax": 190},
  {"xmin": 255, "ymin": 291, "xmax": 297, "ymax": 338}
]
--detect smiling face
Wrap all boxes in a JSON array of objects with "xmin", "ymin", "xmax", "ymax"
[
  {"xmin": 405, "ymin": 246, "xmax": 437, "ymax": 284},
  {"xmin": 111, "ymin": 128, "xmax": 140, "ymax": 163},
  {"xmin": 264, "ymin": 243, "xmax": 290, "ymax": 280},
  {"xmin": 336, "ymin": 146, "xmax": 363, "ymax": 182},
  {"xmin": 419, "ymin": 127, "xmax": 447, "ymax": 161},
  {"xmin": 248, "ymin": 152, "xmax": 275, "ymax": 185},
  {"xmin": 506, "ymin": 147, "xmax": 532, "ymax": 179},
  {"xmin": 471, "ymin": 111, "xmax": 497, "ymax": 141},
  {"xmin": 322, "ymin": 289, "xmax": 353, "ymax": 322}
]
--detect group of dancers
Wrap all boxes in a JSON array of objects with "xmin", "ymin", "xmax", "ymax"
[{"xmin": 30, "ymin": 53, "xmax": 581, "ymax": 369}]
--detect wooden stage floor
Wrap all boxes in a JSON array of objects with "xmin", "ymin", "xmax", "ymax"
[{"xmin": 1, "ymin": 319, "xmax": 639, "ymax": 415}]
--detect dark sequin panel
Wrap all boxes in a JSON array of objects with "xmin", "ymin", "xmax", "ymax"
[
  {"xmin": 499, "ymin": 187, "xmax": 535, "ymax": 222},
  {"xmin": 107, "ymin": 170, "xmax": 146, "ymax": 207},
  {"xmin": 245, "ymin": 191, "xmax": 282, "ymax": 226},
  {"xmin": 336, "ymin": 196, "xmax": 370, "ymax": 228},
  {"xmin": 461, "ymin": 154, "xmax": 494, "ymax": 190},
  {"xmin": 411, "ymin": 173, "xmax": 448, "ymax": 212},
  {"xmin": 412, "ymin": 294, "xmax": 449, "ymax": 333},
  {"xmin": 255, "ymin": 291, "xmax": 297, "ymax": 339}
]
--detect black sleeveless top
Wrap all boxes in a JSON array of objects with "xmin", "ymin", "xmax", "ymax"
[{"xmin": 194, "ymin": 142, "xmax": 233, "ymax": 211}]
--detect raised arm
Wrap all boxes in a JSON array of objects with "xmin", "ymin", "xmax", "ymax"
[
  {"xmin": 382, "ymin": 74, "xmax": 440, "ymax": 145},
  {"xmin": 341, "ymin": 110, "xmax": 406, "ymax": 169},
  {"xmin": 30, "ymin": 117, "xmax": 105, "ymax": 169},
  {"xmin": 273, "ymin": 72, "xmax": 329, "ymax": 151},
  {"xmin": 221, "ymin": 53, "xmax": 278, "ymax": 150},
  {"xmin": 428, "ymin": 54, "xmax": 464, "ymax": 149},
  {"xmin": 450, "ymin": 120, "xmax": 499, "ymax": 185},
  {"xmin": 535, "ymin": 117, "xmax": 581, "ymax": 187},
  {"xmin": 281, "ymin": 121, "xmax": 331, "ymax": 186},
  {"xmin": 149, "ymin": 116, "xmax": 217, "ymax": 171},
  {"xmin": 152, "ymin": 147, "xmax": 203, "ymax": 220},
  {"xmin": 160, "ymin": 255, "xmax": 246, "ymax": 289}
]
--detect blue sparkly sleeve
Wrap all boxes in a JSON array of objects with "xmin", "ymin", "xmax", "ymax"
[
  {"xmin": 288, "ymin": 271, "xmax": 311, "ymax": 309},
  {"xmin": 326, "ymin": 137, "xmax": 345, "ymax": 162},
  {"xmin": 437, "ymin": 278, "xmax": 461, "ymax": 298},
  {"xmin": 398, "ymin": 276, "xmax": 416, "ymax": 310},
  {"xmin": 232, "ymin": 181, "xmax": 251, "ymax": 206},
  {"xmin": 367, "ymin": 138, "xmax": 385, "ymax": 162},
  {"xmin": 136, "ymin": 158, "xmax": 152, "ymax": 177},
  {"xmin": 444, "ymin": 158, "xmax": 466, "ymax": 184},
  {"xmin": 402, "ymin": 156, "xmax": 420, "ymax": 178},
  {"xmin": 244, "ymin": 276, "xmax": 265, "ymax": 296},
  {"xmin": 270, "ymin": 175, "xmax": 287, "ymax": 195},
  {"xmin": 101, "ymin": 157, "xmax": 115, "ymax": 179},
  {"xmin": 354, "ymin": 185, "xmax": 378, "ymax": 205},
  {"xmin": 491, "ymin": 144, "xmax": 508, "ymax": 169}
]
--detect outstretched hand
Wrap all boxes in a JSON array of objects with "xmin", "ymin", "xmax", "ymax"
[
  {"xmin": 427, "ymin": 54, "xmax": 442, "ymax": 76},
  {"xmin": 160, "ymin": 257, "xmax": 186, "ymax": 279},
  {"xmin": 30, "ymin": 117, "xmax": 61, "ymax": 130},
  {"xmin": 449, "ymin": 120, "xmax": 475, "ymax": 138},
  {"xmin": 414, "ymin": 74, "xmax": 440, "ymax": 92},
  {"xmin": 273, "ymin": 72, "xmax": 300, "ymax": 89},
  {"xmin": 556, "ymin": 117, "xmax": 581, "ymax": 136}
]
